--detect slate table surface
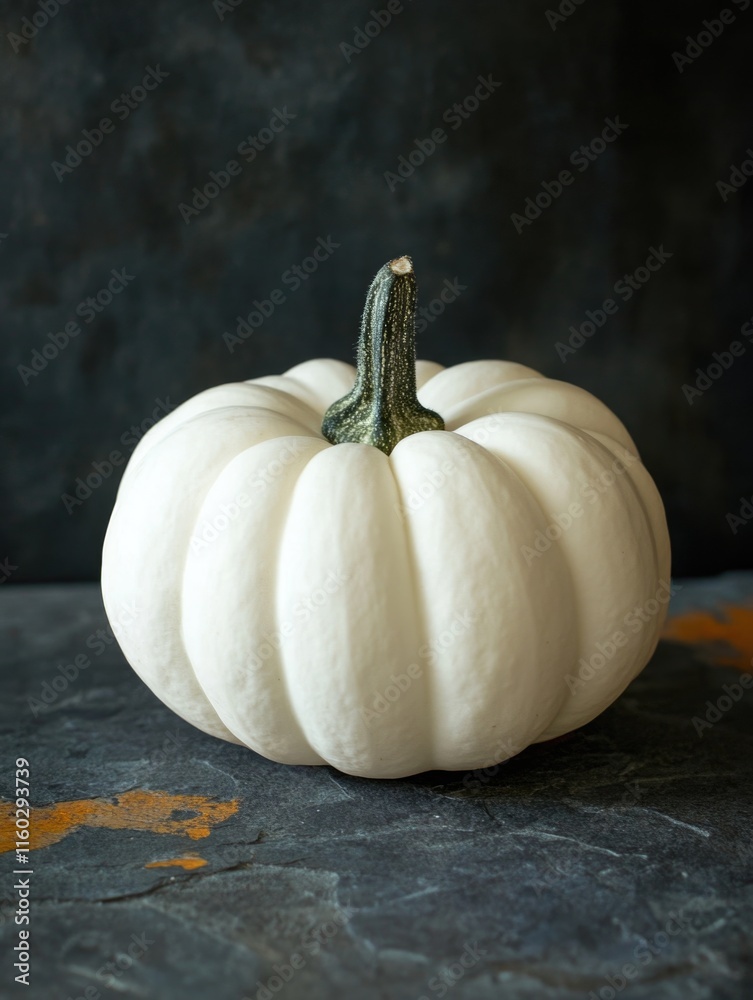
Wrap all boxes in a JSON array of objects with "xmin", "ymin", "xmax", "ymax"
[{"xmin": 1, "ymin": 575, "xmax": 752, "ymax": 1000}]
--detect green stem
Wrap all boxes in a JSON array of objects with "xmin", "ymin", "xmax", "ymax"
[{"xmin": 322, "ymin": 256, "xmax": 444, "ymax": 454}]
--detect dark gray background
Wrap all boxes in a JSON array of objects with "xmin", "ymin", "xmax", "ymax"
[{"xmin": 2, "ymin": 0, "xmax": 752, "ymax": 581}]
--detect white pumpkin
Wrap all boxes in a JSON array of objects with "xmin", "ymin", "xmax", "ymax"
[{"xmin": 102, "ymin": 258, "xmax": 670, "ymax": 778}]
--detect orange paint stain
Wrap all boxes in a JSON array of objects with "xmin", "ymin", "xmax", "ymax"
[
  {"xmin": 0, "ymin": 790, "xmax": 238, "ymax": 855},
  {"xmin": 145, "ymin": 856, "xmax": 208, "ymax": 871},
  {"xmin": 662, "ymin": 604, "xmax": 753, "ymax": 670}
]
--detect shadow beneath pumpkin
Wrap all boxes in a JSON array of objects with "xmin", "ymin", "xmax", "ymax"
[{"xmin": 405, "ymin": 730, "xmax": 586, "ymax": 797}]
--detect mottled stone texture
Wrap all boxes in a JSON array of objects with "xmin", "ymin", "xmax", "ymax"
[
  {"xmin": 0, "ymin": 578, "xmax": 752, "ymax": 998},
  {"xmin": 0, "ymin": 0, "xmax": 752, "ymax": 581}
]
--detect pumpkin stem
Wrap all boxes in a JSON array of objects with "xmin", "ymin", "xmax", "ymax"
[{"xmin": 322, "ymin": 256, "xmax": 445, "ymax": 454}]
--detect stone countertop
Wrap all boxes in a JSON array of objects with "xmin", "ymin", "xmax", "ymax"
[{"xmin": 0, "ymin": 576, "xmax": 752, "ymax": 1000}]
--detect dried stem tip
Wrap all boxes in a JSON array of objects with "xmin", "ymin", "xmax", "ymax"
[{"xmin": 389, "ymin": 256, "xmax": 413, "ymax": 275}]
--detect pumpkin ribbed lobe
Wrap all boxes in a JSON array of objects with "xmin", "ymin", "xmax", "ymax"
[{"xmin": 321, "ymin": 257, "xmax": 445, "ymax": 454}]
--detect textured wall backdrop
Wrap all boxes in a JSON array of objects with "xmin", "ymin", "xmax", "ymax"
[{"xmin": 2, "ymin": 0, "xmax": 752, "ymax": 581}]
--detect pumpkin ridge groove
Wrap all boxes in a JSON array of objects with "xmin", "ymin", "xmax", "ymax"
[{"xmin": 385, "ymin": 456, "xmax": 435, "ymax": 772}]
